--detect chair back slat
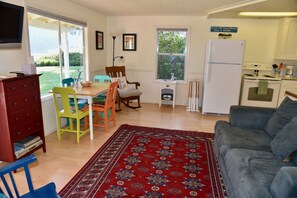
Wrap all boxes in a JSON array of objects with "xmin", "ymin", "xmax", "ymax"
[
  {"xmin": 62, "ymin": 78, "xmax": 75, "ymax": 87},
  {"xmin": 93, "ymin": 75, "xmax": 110, "ymax": 83},
  {"xmin": 105, "ymin": 82, "xmax": 118, "ymax": 109},
  {"xmin": 0, "ymin": 155, "xmax": 37, "ymax": 198},
  {"xmin": 105, "ymin": 66, "xmax": 126, "ymax": 78},
  {"xmin": 53, "ymin": 87, "xmax": 78, "ymax": 115}
]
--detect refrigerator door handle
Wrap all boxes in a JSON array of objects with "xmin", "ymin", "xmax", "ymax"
[{"xmin": 206, "ymin": 42, "xmax": 212, "ymax": 83}]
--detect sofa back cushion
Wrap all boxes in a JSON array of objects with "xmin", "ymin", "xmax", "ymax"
[
  {"xmin": 265, "ymin": 97, "xmax": 297, "ymax": 138},
  {"xmin": 271, "ymin": 116, "xmax": 297, "ymax": 160}
]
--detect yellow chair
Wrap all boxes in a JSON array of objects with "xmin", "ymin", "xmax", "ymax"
[
  {"xmin": 52, "ymin": 87, "xmax": 89, "ymax": 143},
  {"xmin": 92, "ymin": 81, "xmax": 118, "ymax": 132}
]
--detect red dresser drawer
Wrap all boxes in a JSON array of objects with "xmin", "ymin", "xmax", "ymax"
[
  {"xmin": 11, "ymin": 119, "xmax": 43, "ymax": 142},
  {"xmin": 9, "ymin": 106, "xmax": 42, "ymax": 128},
  {"xmin": 7, "ymin": 92, "xmax": 40, "ymax": 113},
  {"xmin": 4, "ymin": 77, "xmax": 39, "ymax": 96}
]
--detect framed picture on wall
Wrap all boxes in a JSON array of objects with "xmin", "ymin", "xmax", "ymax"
[
  {"xmin": 96, "ymin": 31, "xmax": 104, "ymax": 50},
  {"xmin": 123, "ymin": 33, "xmax": 137, "ymax": 51}
]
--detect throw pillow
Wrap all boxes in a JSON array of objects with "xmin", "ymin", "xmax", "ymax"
[
  {"xmin": 110, "ymin": 77, "xmax": 128, "ymax": 90},
  {"xmin": 271, "ymin": 116, "xmax": 297, "ymax": 160},
  {"xmin": 265, "ymin": 97, "xmax": 297, "ymax": 138}
]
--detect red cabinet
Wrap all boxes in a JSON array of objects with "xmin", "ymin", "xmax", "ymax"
[{"xmin": 0, "ymin": 74, "xmax": 46, "ymax": 162}]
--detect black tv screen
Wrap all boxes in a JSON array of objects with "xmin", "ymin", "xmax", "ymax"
[{"xmin": 0, "ymin": 1, "xmax": 24, "ymax": 46}]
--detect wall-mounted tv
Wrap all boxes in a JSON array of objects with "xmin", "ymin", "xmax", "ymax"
[{"xmin": 0, "ymin": 1, "xmax": 24, "ymax": 48}]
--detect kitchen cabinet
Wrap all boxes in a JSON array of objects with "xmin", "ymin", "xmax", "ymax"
[
  {"xmin": 0, "ymin": 74, "xmax": 46, "ymax": 162},
  {"xmin": 274, "ymin": 18, "xmax": 297, "ymax": 60},
  {"xmin": 159, "ymin": 81, "xmax": 177, "ymax": 108},
  {"xmin": 278, "ymin": 78, "xmax": 297, "ymax": 106}
]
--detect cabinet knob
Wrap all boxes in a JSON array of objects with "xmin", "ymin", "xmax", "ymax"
[
  {"xmin": 24, "ymin": 98, "xmax": 28, "ymax": 102},
  {"xmin": 13, "ymin": 102, "xmax": 17, "ymax": 106},
  {"xmin": 27, "ymin": 127, "xmax": 31, "ymax": 130},
  {"xmin": 17, "ymin": 132, "xmax": 21, "ymax": 135},
  {"xmin": 166, "ymin": 85, "xmax": 169, "ymax": 87},
  {"xmin": 15, "ymin": 117, "xmax": 19, "ymax": 121},
  {"xmin": 11, "ymin": 87, "xmax": 16, "ymax": 90},
  {"xmin": 23, "ymin": 84, "xmax": 27, "ymax": 88},
  {"xmin": 26, "ymin": 113, "xmax": 30, "ymax": 117}
]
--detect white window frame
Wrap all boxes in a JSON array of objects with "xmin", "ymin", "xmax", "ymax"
[
  {"xmin": 26, "ymin": 7, "xmax": 88, "ymax": 99},
  {"xmin": 155, "ymin": 26, "xmax": 190, "ymax": 83}
]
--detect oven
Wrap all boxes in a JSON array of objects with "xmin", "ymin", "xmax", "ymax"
[
  {"xmin": 240, "ymin": 76, "xmax": 281, "ymax": 108},
  {"xmin": 240, "ymin": 63, "xmax": 281, "ymax": 108}
]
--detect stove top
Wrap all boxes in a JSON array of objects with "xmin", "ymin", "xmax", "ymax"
[{"xmin": 243, "ymin": 74, "xmax": 281, "ymax": 81}]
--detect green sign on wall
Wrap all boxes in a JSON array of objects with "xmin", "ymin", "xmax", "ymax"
[{"xmin": 210, "ymin": 26, "xmax": 238, "ymax": 33}]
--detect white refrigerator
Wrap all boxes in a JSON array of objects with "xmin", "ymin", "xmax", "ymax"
[{"xmin": 202, "ymin": 39, "xmax": 245, "ymax": 114}]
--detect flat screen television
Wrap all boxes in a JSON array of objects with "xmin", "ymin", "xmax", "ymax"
[{"xmin": 0, "ymin": 1, "xmax": 24, "ymax": 48}]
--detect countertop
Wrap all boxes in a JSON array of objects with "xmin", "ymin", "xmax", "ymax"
[{"xmin": 281, "ymin": 76, "xmax": 297, "ymax": 81}]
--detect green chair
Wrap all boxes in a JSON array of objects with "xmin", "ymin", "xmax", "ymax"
[{"xmin": 53, "ymin": 87, "xmax": 89, "ymax": 143}]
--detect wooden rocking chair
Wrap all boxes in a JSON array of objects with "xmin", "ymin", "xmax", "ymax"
[{"xmin": 105, "ymin": 66, "xmax": 142, "ymax": 111}]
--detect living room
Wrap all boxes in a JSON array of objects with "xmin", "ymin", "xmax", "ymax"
[{"xmin": 1, "ymin": 0, "xmax": 297, "ymax": 197}]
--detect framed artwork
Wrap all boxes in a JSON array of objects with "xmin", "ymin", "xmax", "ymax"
[
  {"xmin": 123, "ymin": 33, "xmax": 137, "ymax": 51},
  {"xmin": 96, "ymin": 31, "xmax": 104, "ymax": 50}
]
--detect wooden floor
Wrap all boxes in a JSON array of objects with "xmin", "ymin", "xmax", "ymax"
[{"xmin": 0, "ymin": 103, "xmax": 228, "ymax": 194}]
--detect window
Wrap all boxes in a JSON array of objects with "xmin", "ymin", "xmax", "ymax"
[
  {"xmin": 157, "ymin": 28, "xmax": 188, "ymax": 81},
  {"xmin": 27, "ymin": 9, "xmax": 86, "ymax": 96}
]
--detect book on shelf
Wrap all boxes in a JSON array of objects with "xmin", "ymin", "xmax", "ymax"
[
  {"xmin": 14, "ymin": 135, "xmax": 41, "ymax": 148},
  {"xmin": 14, "ymin": 139, "xmax": 43, "ymax": 159}
]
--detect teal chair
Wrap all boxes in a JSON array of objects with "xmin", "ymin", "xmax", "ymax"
[
  {"xmin": 93, "ymin": 75, "xmax": 110, "ymax": 83},
  {"xmin": 62, "ymin": 78, "xmax": 87, "ymax": 109},
  {"xmin": 93, "ymin": 75, "xmax": 111, "ymax": 118},
  {"xmin": 0, "ymin": 154, "xmax": 59, "ymax": 198},
  {"xmin": 93, "ymin": 75, "xmax": 110, "ymax": 104}
]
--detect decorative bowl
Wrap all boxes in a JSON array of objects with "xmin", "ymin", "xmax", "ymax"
[{"xmin": 80, "ymin": 81, "xmax": 92, "ymax": 87}]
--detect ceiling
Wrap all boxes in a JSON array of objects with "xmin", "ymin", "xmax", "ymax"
[{"xmin": 69, "ymin": 0, "xmax": 297, "ymax": 18}]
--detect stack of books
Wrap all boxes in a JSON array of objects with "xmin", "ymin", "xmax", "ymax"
[{"xmin": 14, "ymin": 135, "xmax": 43, "ymax": 159}]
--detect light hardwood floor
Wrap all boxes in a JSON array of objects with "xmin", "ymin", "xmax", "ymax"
[{"xmin": 0, "ymin": 103, "xmax": 228, "ymax": 194}]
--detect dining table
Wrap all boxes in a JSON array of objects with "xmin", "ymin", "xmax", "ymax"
[{"xmin": 50, "ymin": 82, "xmax": 110, "ymax": 140}]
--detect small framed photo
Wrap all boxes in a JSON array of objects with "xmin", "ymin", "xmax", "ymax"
[
  {"xmin": 123, "ymin": 33, "xmax": 137, "ymax": 51},
  {"xmin": 96, "ymin": 31, "xmax": 104, "ymax": 50}
]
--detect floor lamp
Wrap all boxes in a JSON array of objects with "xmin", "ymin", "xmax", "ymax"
[{"xmin": 112, "ymin": 35, "xmax": 123, "ymax": 66}]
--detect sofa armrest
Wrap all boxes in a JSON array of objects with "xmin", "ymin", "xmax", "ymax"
[
  {"xmin": 229, "ymin": 105, "xmax": 276, "ymax": 129},
  {"xmin": 270, "ymin": 167, "xmax": 297, "ymax": 198}
]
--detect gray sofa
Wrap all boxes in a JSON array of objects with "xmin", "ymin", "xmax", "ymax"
[{"xmin": 214, "ymin": 97, "xmax": 297, "ymax": 198}]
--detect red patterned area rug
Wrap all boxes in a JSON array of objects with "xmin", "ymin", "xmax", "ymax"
[{"xmin": 59, "ymin": 124, "xmax": 226, "ymax": 198}]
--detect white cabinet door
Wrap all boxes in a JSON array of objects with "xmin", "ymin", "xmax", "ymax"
[
  {"xmin": 275, "ymin": 18, "xmax": 297, "ymax": 60},
  {"xmin": 278, "ymin": 80, "xmax": 297, "ymax": 106}
]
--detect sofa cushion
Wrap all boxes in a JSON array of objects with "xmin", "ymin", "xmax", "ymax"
[
  {"xmin": 270, "ymin": 167, "xmax": 297, "ymax": 198},
  {"xmin": 265, "ymin": 97, "xmax": 297, "ymax": 138},
  {"xmin": 271, "ymin": 117, "xmax": 297, "ymax": 160},
  {"xmin": 215, "ymin": 121, "xmax": 272, "ymax": 158},
  {"xmin": 224, "ymin": 149, "xmax": 295, "ymax": 198}
]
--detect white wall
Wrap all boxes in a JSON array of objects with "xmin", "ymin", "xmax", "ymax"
[
  {"xmin": 0, "ymin": 0, "xmax": 29, "ymax": 73},
  {"xmin": 0, "ymin": 0, "xmax": 107, "ymax": 80},
  {"xmin": 107, "ymin": 16, "xmax": 279, "ymax": 106}
]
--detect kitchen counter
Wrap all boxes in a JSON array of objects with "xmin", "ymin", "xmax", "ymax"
[{"xmin": 281, "ymin": 76, "xmax": 297, "ymax": 81}]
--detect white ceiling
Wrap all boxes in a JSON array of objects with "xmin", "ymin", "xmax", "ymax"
[{"xmin": 69, "ymin": 0, "xmax": 297, "ymax": 18}]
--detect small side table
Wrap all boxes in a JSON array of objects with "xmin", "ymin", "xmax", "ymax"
[{"xmin": 159, "ymin": 80, "xmax": 177, "ymax": 108}]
